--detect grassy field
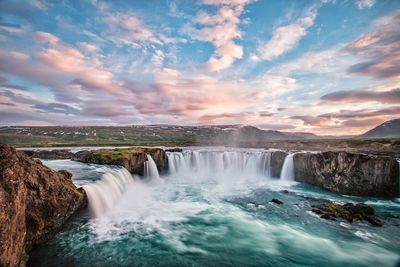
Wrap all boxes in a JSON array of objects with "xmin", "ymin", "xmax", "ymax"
[{"xmin": 1, "ymin": 126, "xmax": 399, "ymax": 157}]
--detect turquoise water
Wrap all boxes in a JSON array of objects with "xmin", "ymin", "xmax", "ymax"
[{"xmin": 29, "ymin": 159, "xmax": 400, "ymax": 267}]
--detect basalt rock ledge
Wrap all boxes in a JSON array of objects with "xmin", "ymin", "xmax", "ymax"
[{"xmin": 293, "ymin": 151, "xmax": 399, "ymax": 198}]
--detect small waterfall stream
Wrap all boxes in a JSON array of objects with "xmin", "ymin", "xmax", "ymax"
[
  {"xmin": 82, "ymin": 167, "xmax": 134, "ymax": 217},
  {"xmin": 280, "ymin": 154, "xmax": 295, "ymax": 181},
  {"xmin": 144, "ymin": 154, "xmax": 160, "ymax": 179}
]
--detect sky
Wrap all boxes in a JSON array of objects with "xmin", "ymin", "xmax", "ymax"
[{"xmin": 0, "ymin": 0, "xmax": 399, "ymax": 135}]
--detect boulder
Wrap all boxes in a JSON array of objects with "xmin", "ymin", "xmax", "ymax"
[
  {"xmin": 270, "ymin": 151, "xmax": 288, "ymax": 178},
  {"xmin": 293, "ymin": 151, "xmax": 399, "ymax": 197},
  {"xmin": 311, "ymin": 201, "xmax": 383, "ymax": 227},
  {"xmin": 0, "ymin": 145, "xmax": 86, "ymax": 267},
  {"xmin": 270, "ymin": 198, "xmax": 283, "ymax": 205}
]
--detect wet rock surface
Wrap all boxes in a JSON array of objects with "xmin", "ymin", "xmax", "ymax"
[
  {"xmin": 270, "ymin": 198, "xmax": 283, "ymax": 205},
  {"xmin": 270, "ymin": 151, "xmax": 288, "ymax": 178},
  {"xmin": 293, "ymin": 151, "xmax": 399, "ymax": 197},
  {"xmin": 0, "ymin": 145, "xmax": 86, "ymax": 267},
  {"xmin": 311, "ymin": 201, "xmax": 383, "ymax": 227}
]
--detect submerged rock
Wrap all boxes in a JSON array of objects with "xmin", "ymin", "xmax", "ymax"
[
  {"xmin": 0, "ymin": 145, "xmax": 86, "ymax": 266},
  {"xmin": 73, "ymin": 147, "xmax": 168, "ymax": 175},
  {"xmin": 293, "ymin": 151, "xmax": 399, "ymax": 197},
  {"xmin": 311, "ymin": 201, "xmax": 382, "ymax": 227},
  {"xmin": 270, "ymin": 198, "xmax": 283, "ymax": 205},
  {"xmin": 23, "ymin": 149, "xmax": 74, "ymax": 159}
]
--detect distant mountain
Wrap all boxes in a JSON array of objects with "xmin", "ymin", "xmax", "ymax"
[{"xmin": 359, "ymin": 119, "xmax": 400, "ymax": 138}]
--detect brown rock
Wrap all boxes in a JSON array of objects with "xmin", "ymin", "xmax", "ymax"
[
  {"xmin": 270, "ymin": 151, "xmax": 288, "ymax": 178},
  {"xmin": 293, "ymin": 151, "xmax": 399, "ymax": 197},
  {"xmin": 312, "ymin": 201, "xmax": 383, "ymax": 227},
  {"xmin": 0, "ymin": 145, "xmax": 86, "ymax": 267}
]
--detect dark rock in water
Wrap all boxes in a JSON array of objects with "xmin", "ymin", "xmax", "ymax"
[
  {"xmin": 22, "ymin": 149, "xmax": 74, "ymax": 159},
  {"xmin": 270, "ymin": 198, "xmax": 283, "ymax": 205},
  {"xmin": 293, "ymin": 151, "xmax": 399, "ymax": 197},
  {"xmin": 73, "ymin": 147, "xmax": 168, "ymax": 175},
  {"xmin": 311, "ymin": 201, "xmax": 382, "ymax": 227},
  {"xmin": 270, "ymin": 151, "xmax": 288, "ymax": 178},
  {"xmin": 281, "ymin": 190, "xmax": 289, "ymax": 194},
  {"xmin": 165, "ymin": 148, "xmax": 183, "ymax": 152},
  {"xmin": 0, "ymin": 145, "xmax": 86, "ymax": 267}
]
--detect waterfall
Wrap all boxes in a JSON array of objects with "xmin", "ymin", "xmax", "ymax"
[
  {"xmin": 166, "ymin": 150, "xmax": 272, "ymax": 177},
  {"xmin": 280, "ymin": 154, "xmax": 295, "ymax": 181},
  {"xmin": 82, "ymin": 167, "xmax": 134, "ymax": 217},
  {"xmin": 144, "ymin": 154, "xmax": 160, "ymax": 179}
]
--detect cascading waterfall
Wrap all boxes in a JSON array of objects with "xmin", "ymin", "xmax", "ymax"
[
  {"xmin": 166, "ymin": 150, "xmax": 272, "ymax": 178},
  {"xmin": 82, "ymin": 167, "xmax": 134, "ymax": 217},
  {"xmin": 144, "ymin": 154, "xmax": 160, "ymax": 179},
  {"xmin": 280, "ymin": 153, "xmax": 295, "ymax": 181}
]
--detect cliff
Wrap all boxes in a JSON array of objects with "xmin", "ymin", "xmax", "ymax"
[
  {"xmin": 0, "ymin": 145, "xmax": 86, "ymax": 267},
  {"xmin": 73, "ymin": 147, "xmax": 168, "ymax": 175},
  {"xmin": 270, "ymin": 151, "xmax": 288, "ymax": 178},
  {"xmin": 293, "ymin": 151, "xmax": 399, "ymax": 197}
]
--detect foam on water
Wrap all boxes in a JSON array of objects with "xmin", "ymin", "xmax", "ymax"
[{"xmin": 32, "ymin": 150, "xmax": 400, "ymax": 267}]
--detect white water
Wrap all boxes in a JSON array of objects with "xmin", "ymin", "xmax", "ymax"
[
  {"xmin": 82, "ymin": 167, "xmax": 135, "ymax": 217},
  {"xmin": 167, "ymin": 150, "xmax": 272, "ymax": 178},
  {"xmin": 144, "ymin": 154, "xmax": 160, "ymax": 179},
  {"xmin": 280, "ymin": 153, "xmax": 295, "ymax": 181}
]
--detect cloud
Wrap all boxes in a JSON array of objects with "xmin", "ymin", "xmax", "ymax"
[
  {"xmin": 341, "ymin": 118, "xmax": 383, "ymax": 128},
  {"xmin": 0, "ymin": 0, "xmax": 43, "ymax": 19},
  {"xmin": 356, "ymin": 0, "xmax": 376, "ymax": 9},
  {"xmin": 291, "ymin": 115, "xmax": 331, "ymax": 126},
  {"xmin": 104, "ymin": 13, "xmax": 162, "ymax": 47},
  {"xmin": 319, "ymin": 106, "xmax": 400, "ymax": 119},
  {"xmin": 256, "ymin": 9, "xmax": 317, "ymax": 61},
  {"xmin": 345, "ymin": 13, "xmax": 400, "ymax": 79},
  {"xmin": 183, "ymin": 0, "xmax": 251, "ymax": 71},
  {"xmin": 33, "ymin": 103, "xmax": 81, "ymax": 115},
  {"xmin": 199, "ymin": 111, "xmax": 254, "ymax": 122},
  {"xmin": 320, "ymin": 88, "xmax": 400, "ymax": 104}
]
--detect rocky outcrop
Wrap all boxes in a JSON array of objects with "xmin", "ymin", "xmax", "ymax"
[
  {"xmin": 0, "ymin": 145, "xmax": 86, "ymax": 267},
  {"xmin": 293, "ymin": 151, "xmax": 399, "ymax": 197},
  {"xmin": 270, "ymin": 151, "xmax": 288, "ymax": 178},
  {"xmin": 23, "ymin": 149, "xmax": 74, "ymax": 160},
  {"xmin": 311, "ymin": 201, "xmax": 382, "ymax": 226},
  {"xmin": 149, "ymin": 148, "xmax": 168, "ymax": 174},
  {"xmin": 73, "ymin": 148, "xmax": 168, "ymax": 175},
  {"xmin": 165, "ymin": 148, "xmax": 183, "ymax": 152}
]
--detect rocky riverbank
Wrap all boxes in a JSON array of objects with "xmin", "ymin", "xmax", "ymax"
[{"xmin": 0, "ymin": 145, "xmax": 86, "ymax": 266}]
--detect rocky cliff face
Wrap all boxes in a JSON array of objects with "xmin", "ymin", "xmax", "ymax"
[
  {"xmin": 293, "ymin": 151, "xmax": 399, "ymax": 197},
  {"xmin": 149, "ymin": 148, "xmax": 169, "ymax": 174},
  {"xmin": 73, "ymin": 148, "xmax": 169, "ymax": 175},
  {"xmin": 73, "ymin": 149, "xmax": 147, "ymax": 175},
  {"xmin": 0, "ymin": 145, "xmax": 86, "ymax": 267},
  {"xmin": 270, "ymin": 151, "xmax": 288, "ymax": 178}
]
